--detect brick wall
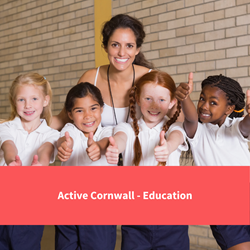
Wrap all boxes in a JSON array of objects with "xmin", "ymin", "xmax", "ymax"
[
  {"xmin": 0, "ymin": 0, "xmax": 95, "ymax": 118},
  {"xmin": 0, "ymin": 1, "xmax": 249, "ymax": 250}
]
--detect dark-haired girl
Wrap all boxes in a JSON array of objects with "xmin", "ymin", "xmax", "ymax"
[
  {"xmin": 55, "ymin": 82, "xmax": 116, "ymax": 250},
  {"xmin": 52, "ymin": 14, "xmax": 182, "ymax": 130},
  {"xmin": 176, "ymin": 73, "xmax": 250, "ymax": 250},
  {"xmin": 106, "ymin": 71, "xmax": 189, "ymax": 250}
]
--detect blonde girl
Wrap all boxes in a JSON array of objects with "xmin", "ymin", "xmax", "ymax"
[
  {"xmin": 105, "ymin": 71, "xmax": 189, "ymax": 250},
  {"xmin": 0, "ymin": 73, "xmax": 59, "ymax": 249}
]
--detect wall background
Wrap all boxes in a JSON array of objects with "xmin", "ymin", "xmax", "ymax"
[{"xmin": 0, "ymin": 0, "xmax": 249, "ymax": 249}]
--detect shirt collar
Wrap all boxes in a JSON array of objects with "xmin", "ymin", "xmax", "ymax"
[
  {"xmin": 137, "ymin": 116, "xmax": 169, "ymax": 132},
  {"xmin": 205, "ymin": 116, "xmax": 233, "ymax": 130},
  {"xmin": 12, "ymin": 116, "xmax": 49, "ymax": 133}
]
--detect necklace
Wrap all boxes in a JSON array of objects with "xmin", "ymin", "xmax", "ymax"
[{"xmin": 107, "ymin": 64, "xmax": 135, "ymax": 125}]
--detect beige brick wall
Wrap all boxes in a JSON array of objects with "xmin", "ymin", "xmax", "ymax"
[
  {"xmin": 113, "ymin": 0, "xmax": 250, "ymax": 98},
  {"xmin": 0, "ymin": 0, "xmax": 95, "ymax": 118},
  {"xmin": 0, "ymin": 1, "xmax": 249, "ymax": 250}
]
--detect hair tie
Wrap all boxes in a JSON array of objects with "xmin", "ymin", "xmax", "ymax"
[
  {"xmin": 44, "ymin": 77, "xmax": 46, "ymax": 80},
  {"xmin": 234, "ymin": 108, "xmax": 244, "ymax": 113}
]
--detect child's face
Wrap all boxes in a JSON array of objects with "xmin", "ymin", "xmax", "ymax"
[
  {"xmin": 15, "ymin": 84, "xmax": 49, "ymax": 125},
  {"xmin": 68, "ymin": 95, "xmax": 103, "ymax": 137},
  {"xmin": 136, "ymin": 83, "xmax": 176, "ymax": 129},
  {"xmin": 197, "ymin": 85, "xmax": 234, "ymax": 127}
]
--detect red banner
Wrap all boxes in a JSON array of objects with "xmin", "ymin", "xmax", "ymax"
[{"xmin": 0, "ymin": 166, "xmax": 249, "ymax": 225}]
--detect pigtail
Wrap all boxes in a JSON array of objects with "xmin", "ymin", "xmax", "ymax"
[
  {"xmin": 158, "ymin": 100, "xmax": 181, "ymax": 166},
  {"xmin": 129, "ymin": 86, "xmax": 142, "ymax": 166}
]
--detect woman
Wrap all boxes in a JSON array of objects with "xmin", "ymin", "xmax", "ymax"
[{"xmin": 51, "ymin": 14, "xmax": 182, "ymax": 130}]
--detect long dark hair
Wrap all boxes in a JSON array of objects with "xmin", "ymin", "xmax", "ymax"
[{"xmin": 102, "ymin": 14, "xmax": 154, "ymax": 69}]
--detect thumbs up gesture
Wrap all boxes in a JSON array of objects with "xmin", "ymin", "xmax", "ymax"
[
  {"xmin": 86, "ymin": 132, "xmax": 101, "ymax": 161},
  {"xmin": 8, "ymin": 155, "xmax": 22, "ymax": 166},
  {"xmin": 31, "ymin": 155, "xmax": 42, "ymax": 166},
  {"xmin": 176, "ymin": 72, "xmax": 193, "ymax": 102},
  {"xmin": 57, "ymin": 131, "xmax": 73, "ymax": 162},
  {"xmin": 246, "ymin": 90, "xmax": 250, "ymax": 115},
  {"xmin": 154, "ymin": 131, "xmax": 169, "ymax": 163},
  {"xmin": 105, "ymin": 136, "xmax": 119, "ymax": 164}
]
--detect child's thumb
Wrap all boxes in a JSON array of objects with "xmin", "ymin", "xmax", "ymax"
[
  {"xmin": 32, "ymin": 155, "xmax": 39, "ymax": 165},
  {"xmin": 87, "ymin": 132, "xmax": 94, "ymax": 147},
  {"xmin": 159, "ymin": 131, "xmax": 166, "ymax": 146},
  {"xmin": 246, "ymin": 90, "xmax": 250, "ymax": 105},
  {"xmin": 109, "ymin": 136, "xmax": 117, "ymax": 148},
  {"xmin": 15, "ymin": 155, "xmax": 22, "ymax": 166},
  {"xmin": 65, "ymin": 131, "xmax": 70, "ymax": 142},
  {"xmin": 188, "ymin": 72, "xmax": 194, "ymax": 92}
]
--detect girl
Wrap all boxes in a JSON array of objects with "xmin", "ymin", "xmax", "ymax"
[
  {"xmin": 0, "ymin": 73, "xmax": 59, "ymax": 249},
  {"xmin": 106, "ymin": 71, "xmax": 189, "ymax": 250},
  {"xmin": 55, "ymin": 82, "xmax": 116, "ymax": 250},
  {"xmin": 176, "ymin": 73, "xmax": 250, "ymax": 250}
]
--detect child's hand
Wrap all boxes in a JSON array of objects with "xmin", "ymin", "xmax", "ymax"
[
  {"xmin": 175, "ymin": 72, "xmax": 193, "ymax": 102},
  {"xmin": 57, "ymin": 132, "xmax": 73, "ymax": 162},
  {"xmin": 8, "ymin": 155, "xmax": 22, "ymax": 166},
  {"xmin": 154, "ymin": 131, "xmax": 169, "ymax": 163},
  {"xmin": 246, "ymin": 90, "xmax": 250, "ymax": 115},
  {"xmin": 105, "ymin": 137, "xmax": 119, "ymax": 164},
  {"xmin": 31, "ymin": 155, "xmax": 42, "ymax": 166},
  {"xmin": 86, "ymin": 132, "xmax": 101, "ymax": 161}
]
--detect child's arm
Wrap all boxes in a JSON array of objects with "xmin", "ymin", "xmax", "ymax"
[
  {"xmin": 239, "ymin": 90, "xmax": 250, "ymax": 138},
  {"xmin": 31, "ymin": 142, "xmax": 55, "ymax": 166},
  {"xmin": 105, "ymin": 132, "xmax": 127, "ymax": 164},
  {"xmin": 51, "ymin": 107, "xmax": 72, "ymax": 131},
  {"xmin": 175, "ymin": 72, "xmax": 198, "ymax": 138},
  {"xmin": 57, "ymin": 132, "xmax": 74, "ymax": 162},
  {"xmin": 1, "ymin": 140, "xmax": 20, "ymax": 165},
  {"xmin": 154, "ymin": 130, "xmax": 184, "ymax": 162}
]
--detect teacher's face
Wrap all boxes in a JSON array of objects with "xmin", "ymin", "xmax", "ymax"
[{"xmin": 105, "ymin": 28, "xmax": 140, "ymax": 71}]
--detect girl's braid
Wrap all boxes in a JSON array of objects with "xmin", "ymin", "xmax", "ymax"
[
  {"xmin": 129, "ymin": 86, "xmax": 142, "ymax": 166},
  {"xmin": 158, "ymin": 100, "xmax": 181, "ymax": 166}
]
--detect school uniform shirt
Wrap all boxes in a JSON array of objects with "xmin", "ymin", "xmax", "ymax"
[
  {"xmin": 0, "ymin": 116, "xmax": 59, "ymax": 166},
  {"xmin": 114, "ymin": 116, "xmax": 188, "ymax": 166},
  {"xmin": 188, "ymin": 117, "xmax": 250, "ymax": 166},
  {"xmin": 60, "ymin": 123, "xmax": 115, "ymax": 166}
]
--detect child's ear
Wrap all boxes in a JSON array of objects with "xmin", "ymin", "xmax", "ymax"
[
  {"xmin": 226, "ymin": 104, "xmax": 235, "ymax": 115},
  {"xmin": 68, "ymin": 112, "xmax": 73, "ymax": 121},
  {"xmin": 104, "ymin": 46, "xmax": 108, "ymax": 53},
  {"xmin": 168, "ymin": 98, "xmax": 177, "ymax": 110},
  {"xmin": 43, "ymin": 95, "xmax": 50, "ymax": 107}
]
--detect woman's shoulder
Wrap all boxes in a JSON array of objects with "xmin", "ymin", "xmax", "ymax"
[
  {"xmin": 134, "ymin": 65, "xmax": 152, "ymax": 80},
  {"xmin": 77, "ymin": 65, "xmax": 109, "ymax": 85}
]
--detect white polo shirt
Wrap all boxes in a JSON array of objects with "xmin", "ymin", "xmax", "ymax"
[
  {"xmin": 188, "ymin": 117, "xmax": 250, "ymax": 166},
  {"xmin": 0, "ymin": 117, "xmax": 60, "ymax": 166},
  {"xmin": 60, "ymin": 123, "xmax": 115, "ymax": 166},
  {"xmin": 114, "ymin": 116, "xmax": 188, "ymax": 166}
]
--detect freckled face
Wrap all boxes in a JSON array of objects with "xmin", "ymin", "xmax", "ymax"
[
  {"xmin": 68, "ymin": 95, "xmax": 103, "ymax": 137},
  {"xmin": 197, "ymin": 85, "xmax": 234, "ymax": 127},
  {"xmin": 137, "ymin": 83, "xmax": 176, "ymax": 129},
  {"xmin": 105, "ymin": 28, "xmax": 140, "ymax": 71}
]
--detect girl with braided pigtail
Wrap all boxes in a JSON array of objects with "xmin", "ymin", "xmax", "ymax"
[
  {"xmin": 106, "ymin": 71, "xmax": 189, "ymax": 250},
  {"xmin": 176, "ymin": 73, "xmax": 250, "ymax": 250}
]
